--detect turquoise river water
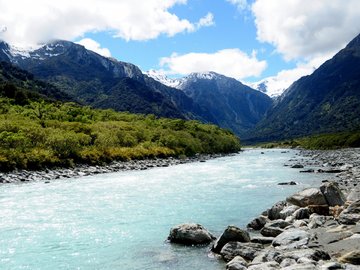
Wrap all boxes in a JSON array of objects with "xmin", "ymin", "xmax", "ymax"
[{"xmin": 0, "ymin": 149, "xmax": 328, "ymax": 270}]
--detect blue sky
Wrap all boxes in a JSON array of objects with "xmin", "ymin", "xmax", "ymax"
[{"xmin": 1, "ymin": 0, "xmax": 360, "ymax": 95}]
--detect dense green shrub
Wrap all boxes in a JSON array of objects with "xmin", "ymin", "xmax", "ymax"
[{"xmin": 0, "ymin": 98, "xmax": 241, "ymax": 171}]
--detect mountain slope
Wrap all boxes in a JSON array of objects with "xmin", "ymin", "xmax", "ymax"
[
  {"xmin": 247, "ymin": 33, "xmax": 360, "ymax": 142},
  {"xmin": 0, "ymin": 40, "xmax": 189, "ymax": 118},
  {"xmin": 176, "ymin": 72, "xmax": 273, "ymax": 136}
]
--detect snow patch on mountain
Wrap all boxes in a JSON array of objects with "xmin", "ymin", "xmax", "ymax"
[{"xmin": 144, "ymin": 69, "xmax": 182, "ymax": 88}]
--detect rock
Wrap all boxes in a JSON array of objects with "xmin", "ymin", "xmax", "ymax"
[
  {"xmin": 293, "ymin": 220, "xmax": 308, "ymax": 228},
  {"xmin": 347, "ymin": 188, "xmax": 360, "ymax": 202},
  {"xmin": 252, "ymin": 248, "xmax": 281, "ymax": 264},
  {"xmin": 339, "ymin": 250, "xmax": 360, "ymax": 265},
  {"xmin": 226, "ymin": 256, "xmax": 248, "ymax": 270},
  {"xmin": 338, "ymin": 200, "xmax": 360, "ymax": 225},
  {"xmin": 291, "ymin": 164, "xmax": 304, "ymax": 168},
  {"xmin": 320, "ymin": 262, "xmax": 345, "ymax": 269},
  {"xmin": 212, "ymin": 225, "xmax": 250, "ymax": 253},
  {"xmin": 267, "ymin": 201, "xmax": 287, "ymax": 220},
  {"xmin": 279, "ymin": 258, "xmax": 297, "ymax": 267},
  {"xmin": 274, "ymin": 248, "xmax": 330, "ymax": 263},
  {"xmin": 293, "ymin": 207, "xmax": 310, "ymax": 220},
  {"xmin": 261, "ymin": 226, "xmax": 284, "ymax": 237},
  {"xmin": 266, "ymin": 219, "xmax": 292, "ymax": 229},
  {"xmin": 251, "ymin": 236, "xmax": 274, "ymax": 244},
  {"xmin": 320, "ymin": 181, "xmax": 346, "ymax": 206},
  {"xmin": 281, "ymin": 263, "xmax": 317, "ymax": 270},
  {"xmin": 308, "ymin": 213, "xmax": 327, "ymax": 229},
  {"xmin": 272, "ymin": 229, "xmax": 310, "ymax": 249},
  {"xmin": 287, "ymin": 188, "xmax": 327, "ymax": 207},
  {"xmin": 300, "ymin": 169, "xmax": 315, "ymax": 173},
  {"xmin": 308, "ymin": 204, "xmax": 330, "ymax": 215},
  {"xmin": 280, "ymin": 205, "xmax": 300, "ymax": 219},
  {"xmin": 167, "ymin": 223, "xmax": 215, "ymax": 245},
  {"xmin": 247, "ymin": 261, "xmax": 280, "ymax": 270},
  {"xmin": 247, "ymin": 215, "xmax": 268, "ymax": 230},
  {"xmin": 278, "ymin": 181, "xmax": 297, "ymax": 185},
  {"xmin": 220, "ymin": 241, "xmax": 264, "ymax": 262}
]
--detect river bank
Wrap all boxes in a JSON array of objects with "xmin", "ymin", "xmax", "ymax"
[
  {"xmin": 0, "ymin": 153, "xmax": 234, "ymax": 184},
  {"xmin": 168, "ymin": 148, "xmax": 360, "ymax": 269}
]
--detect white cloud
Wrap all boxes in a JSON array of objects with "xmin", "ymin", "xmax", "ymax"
[
  {"xmin": 252, "ymin": 0, "xmax": 360, "ymax": 61},
  {"xmin": 196, "ymin": 13, "xmax": 214, "ymax": 29},
  {"xmin": 76, "ymin": 38, "xmax": 111, "ymax": 57},
  {"xmin": 159, "ymin": 48, "xmax": 267, "ymax": 80},
  {"xmin": 226, "ymin": 0, "xmax": 248, "ymax": 10},
  {"xmin": 0, "ymin": 0, "xmax": 213, "ymax": 45}
]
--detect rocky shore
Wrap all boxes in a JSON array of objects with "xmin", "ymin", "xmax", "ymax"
[
  {"xmin": 168, "ymin": 148, "xmax": 360, "ymax": 269},
  {"xmin": 0, "ymin": 153, "xmax": 231, "ymax": 184}
]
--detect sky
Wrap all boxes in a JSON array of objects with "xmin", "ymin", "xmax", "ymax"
[{"xmin": 1, "ymin": 0, "xmax": 360, "ymax": 95}]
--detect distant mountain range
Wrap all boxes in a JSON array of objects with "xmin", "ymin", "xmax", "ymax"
[
  {"xmin": 0, "ymin": 40, "xmax": 272, "ymax": 136},
  {"xmin": 246, "ymin": 33, "xmax": 360, "ymax": 142}
]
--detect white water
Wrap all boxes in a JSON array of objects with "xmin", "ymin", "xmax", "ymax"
[{"xmin": 0, "ymin": 149, "xmax": 326, "ymax": 269}]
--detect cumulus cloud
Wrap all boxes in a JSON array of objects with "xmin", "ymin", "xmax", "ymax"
[
  {"xmin": 252, "ymin": 0, "xmax": 360, "ymax": 61},
  {"xmin": 159, "ymin": 48, "xmax": 267, "ymax": 80},
  {"xmin": 0, "ymin": 0, "xmax": 213, "ymax": 45},
  {"xmin": 76, "ymin": 38, "xmax": 111, "ymax": 57}
]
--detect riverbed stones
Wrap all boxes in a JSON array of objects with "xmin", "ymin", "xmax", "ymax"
[
  {"xmin": 167, "ymin": 223, "xmax": 215, "ymax": 245},
  {"xmin": 212, "ymin": 225, "xmax": 250, "ymax": 253},
  {"xmin": 220, "ymin": 242, "xmax": 264, "ymax": 262},
  {"xmin": 320, "ymin": 182, "xmax": 346, "ymax": 207},
  {"xmin": 287, "ymin": 188, "xmax": 327, "ymax": 207}
]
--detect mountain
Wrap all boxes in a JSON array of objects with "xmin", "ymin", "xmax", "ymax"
[
  {"xmin": 247, "ymin": 33, "xmax": 360, "ymax": 142},
  {"xmin": 172, "ymin": 72, "xmax": 273, "ymax": 136},
  {"xmin": 0, "ymin": 40, "xmax": 193, "ymax": 119}
]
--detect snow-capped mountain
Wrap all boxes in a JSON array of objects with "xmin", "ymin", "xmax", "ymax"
[
  {"xmin": 246, "ymin": 78, "xmax": 288, "ymax": 98},
  {"xmin": 143, "ymin": 69, "xmax": 181, "ymax": 88}
]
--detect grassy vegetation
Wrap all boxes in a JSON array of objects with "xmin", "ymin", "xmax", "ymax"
[
  {"xmin": 0, "ymin": 85, "xmax": 241, "ymax": 171},
  {"xmin": 257, "ymin": 131, "xmax": 360, "ymax": 150}
]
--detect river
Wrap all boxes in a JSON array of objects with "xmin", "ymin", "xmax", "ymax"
[{"xmin": 0, "ymin": 149, "xmax": 327, "ymax": 269}]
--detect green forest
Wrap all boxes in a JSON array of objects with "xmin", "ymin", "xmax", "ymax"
[{"xmin": 0, "ymin": 83, "xmax": 241, "ymax": 171}]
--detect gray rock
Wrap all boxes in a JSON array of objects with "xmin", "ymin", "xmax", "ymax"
[
  {"xmin": 220, "ymin": 241, "xmax": 264, "ymax": 262},
  {"xmin": 347, "ymin": 188, "xmax": 360, "ymax": 202},
  {"xmin": 339, "ymin": 250, "xmax": 360, "ymax": 265},
  {"xmin": 260, "ymin": 226, "xmax": 284, "ymax": 237},
  {"xmin": 291, "ymin": 164, "xmax": 304, "ymax": 168},
  {"xmin": 226, "ymin": 256, "xmax": 248, "ymax": 270},
  {"xmin": 338, "ymin": 200, "xmax": 360, "ymax": 225},
  {"xmin": 308, "ymin": 213, "xmax": 327, "ymax": 229},
  {"xmin": 247, "ymin": 215, "xmax": 268, "ymax": 230},
  {"xmin": 320, "ymin": 262, "xmax": 345, "ymax": 269},
  {"xmin": 280, "ymin": 205, "xmax": 300, "ymax": 219},
  {"xmin": 281, "ymin": 263, "xmax": 317, "ymax": 270},
  {"xmin": 266, "ymin": 219, "xmax": 292, "ymax": 229},
  {"xmin": 293, "ymin": 220, "xmax": 308, "ymax": 228},
  {"xmin": 252, "ymin": 248, "xmax": 281, "ymax": 264},
  {"xmin": 287, "ymin": 188, "xmax": 327, "ymax": 207},
  {"xmin": 167, "ymin": 223, "xmax": 215, "ymax": 245},
  {"xmin": 272, "ymin": 229, "xmax": 310, "ymax": 249},
  {"xmin": 293, "ymin": 207, "xmax": 310, "ymax": 220},
  {"xmin": 212, "ymin": 225, "xmax": 250, "ymax": 253},
  {"xmin": 275, "ymin": 248, "xmax": 330, "ymax": 263},
  {"xmin": 320, "ymin": 181, "xmax": 346, "ymax": 206},
  {"xmin": 267, "ymin": 201, "xmax": 287, "ymax": 220},
  {"xmin": 279, "ymin": 258, "xmax": 297, "ymax": 267},
  {"xmin": 251, "ymin": 236, "xmax": 274, "ymax": 244},
  {"xmin": 247, "ymin": 261, "xmax": 280, "ymax": 270}
]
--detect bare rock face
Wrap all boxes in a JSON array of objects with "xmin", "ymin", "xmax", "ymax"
[
  {"xmin": 286, "ymin": 188, "xmax": 327, "ymax": 207},
  {"xmin": 167, "ymin": 223, "xmax": 215, "ymax": 245},
  {"xmin": 320, "ymin": 181, "xmax": 346, "ymax": 207},
  {"xmin": 212, "ymin": 225, "xmax": 250, "ymax": 253}
]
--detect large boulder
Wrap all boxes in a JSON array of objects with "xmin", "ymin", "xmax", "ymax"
[
  {"xmin": 286, "ymin": 188, "xmax": 327, "ymax": 207},
  {"xmin": 226, "ymin": 256, "xmax": 248, "ymax": 270},
  {"xmin": 220, "ymin": 241, "xmax": 264, "ymax": 262},
  {"xmin": 292, "ymin": 207, "xmax": 310, "ymax": 219},
  {"xmin": 260, "ymin": 226, "xmax": 284, "ymax": 237},
  {"xmin": 272, "ymin": 229, "xmax": 310, "ymax": 249},
  {"xmin": 320, "ymin": 181, "xmax": 346, "ymax": 206},
  {"xmin": 167, "ymin": 223, "xmax": 215, "ymax": 245},
  {"xmin": 279, "ymin": 205, "xmax": 300, "ymax": 219},
  {"xmin": 212, "ymin": 225, "xmax": 250, "ymax": 253}
]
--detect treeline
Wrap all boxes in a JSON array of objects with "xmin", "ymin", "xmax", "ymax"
[
  {"xmin": 0, "ymin": 95, "xmax": 241, "ymax": 171},
  {"xmin": 258, "ymin": 131, "xmax": 360, "ymax": 150}
]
